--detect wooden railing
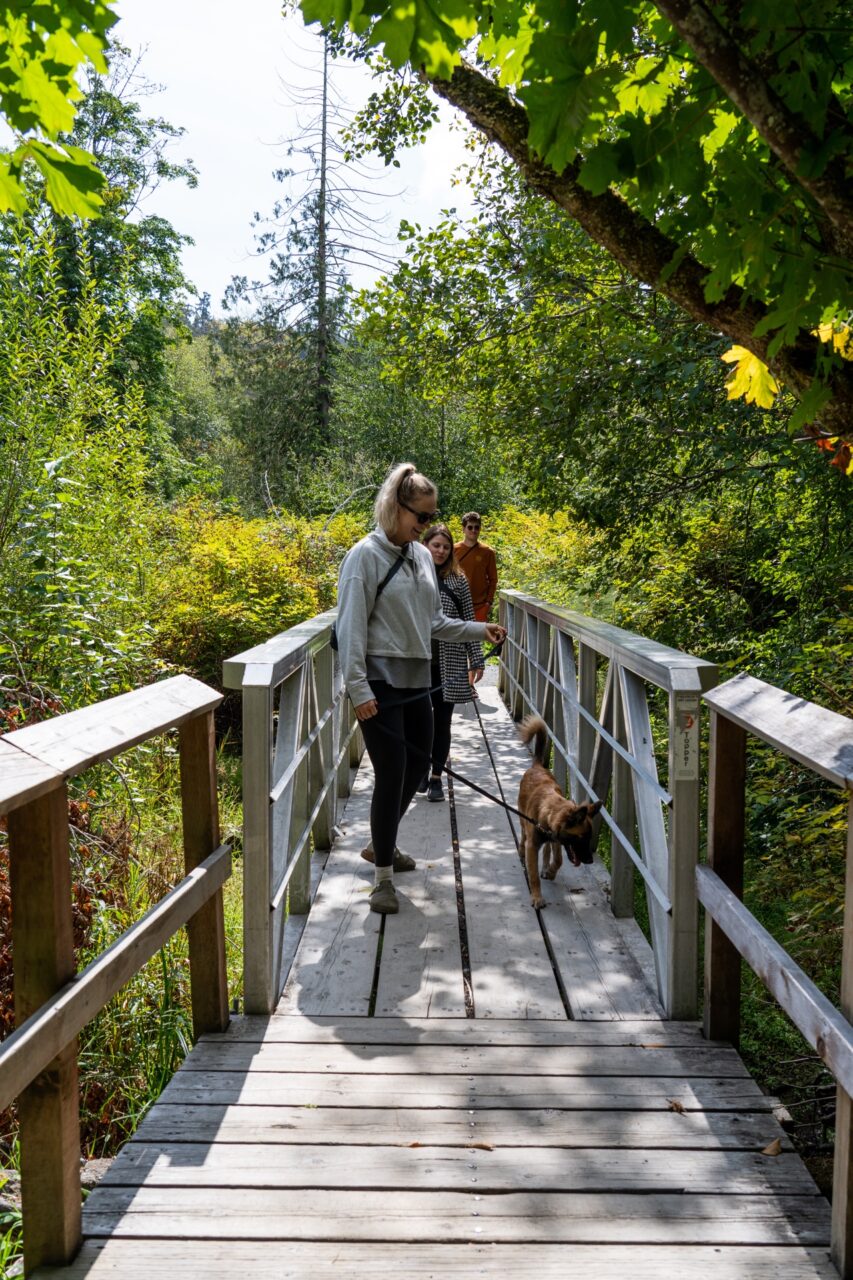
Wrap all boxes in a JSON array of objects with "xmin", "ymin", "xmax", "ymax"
[
  {"xmin": 700, "ymin": 673, "xmax": 853, "ymax": 1278},
  {"xmin": 0, "ymin": 675, "xmax": 231, "ymax": 1275},
  {"xmin": 498, "ymin": 589, "xmax": 718, "ymax": 1019},
  {"xmin": 223, "ymin": 610, "xmax": 361, "ymax": 1014}
]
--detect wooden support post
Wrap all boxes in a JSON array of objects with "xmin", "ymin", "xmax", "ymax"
[
  {"xmin": 333, "ymin": 653, "xmax": 351, "ymax": 801},
  {"xmin": 610, "ymin": 671, "xmax": 635, "ymax": 919},
  {"xmin": 536, "ymin": 621, "xmax": 552, "ymax": 725},
  {"xmin": 703, "ymin": 709, "xmax": 746, "ymax": 1043},
  {"xmin": 7, "ymin": 784, "xmax": 82, "ymax": 1274},
  {"xmin": 577, "ymin": 642, "xmax": 597, "ymax": 788},
  {"xmin": 588, "ymin": 666, "xmax": 614, "ymax": 849},
  {"xmin": 668, "ymin": 688, "xmax": 702, "ymax": 1020},
  {"xmin": 179, "ymin": 711, "xmax": 229, "ymax": 1038},
  {"xmin": 349, "ymin": 715, "xmax": 363, "ymax": 768},
  {"xmin": 556, "ymin": 632, "xmax": 580, "ymax": 802},
  {"xmin": 497, "ymin": 597, "xmax": 506, "ymax": 699},
  {"xmin": 832, "ymin": 794, "xmax": 853, "ymax": 1280},
  {"xmin": 509, "ymin": 604, "xmax": 524, "ymax": 720},
  {"xmin": 241, "ymin": 681, "xmax": 274, "ymax": 1014},
  {"xmin": 551, "ymin": 640, "xmax": 568, "ymax": 796},
  {"xmin": 288, "ymin": 675, "xmax": 312, "ymax": 917},
  {"xmin": 311, "ymin": 647, "xmax": 335, "ymax": 850}
]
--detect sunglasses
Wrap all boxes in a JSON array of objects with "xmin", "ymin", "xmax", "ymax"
[
  {"xmin": 465, "ymin": 522, "xmax": 481, "ymax": 529},
  {"xmin": 399, "ymin": 498, "xmax": 440, "ymax": 526}
]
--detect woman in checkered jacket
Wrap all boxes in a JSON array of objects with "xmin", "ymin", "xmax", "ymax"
[{"xmin": 419, "ymin": 523, "xmax": 485, "ymax": 802}]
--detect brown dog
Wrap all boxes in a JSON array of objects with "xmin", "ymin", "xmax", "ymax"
[{"xmin": 518, "ymin": 716, "xmax": 603, "ymax": 909}]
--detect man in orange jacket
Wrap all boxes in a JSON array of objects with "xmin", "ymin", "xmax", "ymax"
[{"xmin": 454, "ymin": 512, "xmax": 498, "ymax": 622}]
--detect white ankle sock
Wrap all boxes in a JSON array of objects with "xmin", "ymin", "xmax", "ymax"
[{"xmin": 375, "ymin": 865, "xmax": 393, "ymax": 884}]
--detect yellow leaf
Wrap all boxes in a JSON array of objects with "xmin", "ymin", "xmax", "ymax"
[
  {"xmin": 761, "ymin": 1137, "xmax": 782, "ymax": 1157},
  {"xmin": 721, "ymin": 346, "xmax": 779, "ymax": 409},
  {"xmin": 814, "ymin": 322, "xmax": 853, "ymax": 360}
]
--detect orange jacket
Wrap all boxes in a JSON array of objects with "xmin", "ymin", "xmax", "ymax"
[{"xmin": 454, "ymin": 540, "xmax": 498, "ymax": 617}]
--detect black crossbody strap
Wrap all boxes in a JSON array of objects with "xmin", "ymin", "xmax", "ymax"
[
  {"xmin": 439, "ymin": 582, "xmax": 464, "ymax": 615},
  {"xmin": 376, "ymin": 548, "xmax": 407, "ymax": 597}
]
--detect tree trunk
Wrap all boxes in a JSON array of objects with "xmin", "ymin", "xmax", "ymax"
[{"xmin": 429, "ymin": 62, "xmax": 853, "ymax": 443}]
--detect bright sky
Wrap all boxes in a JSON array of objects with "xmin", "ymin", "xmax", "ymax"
[{"xmin": 113, "ymin": 0, "xmax": 476, "ymax": 309}]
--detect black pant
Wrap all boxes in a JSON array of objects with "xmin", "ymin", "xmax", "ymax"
[
  {"xmin": 359, "ymin": 681, "xmax": 433, "ymax": 868},
  {"xmin": 430, "ymin": 665, "xmax": 455, "ymax": 775}
]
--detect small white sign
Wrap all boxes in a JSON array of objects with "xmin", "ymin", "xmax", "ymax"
[{"xmin": 673, "ymin": 697, "xmax": 700, "ymax": 781}]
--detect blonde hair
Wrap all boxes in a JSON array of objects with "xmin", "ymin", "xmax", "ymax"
[
  {"xmin": 373, "ymin": 462, "xmax": 437, "ymax": 536},
  {"xmin": 422, "ymin": 523, "xmax": 461, "ymax": 578}
]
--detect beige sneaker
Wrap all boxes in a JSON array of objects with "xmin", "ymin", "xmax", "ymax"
[
  {"xmin": 361, "ymin": 843, "xmax": 416, "ymax": 872},
  {"xmin": 369, "ymin": 880, "xmax": 399, "ymax": 914}
]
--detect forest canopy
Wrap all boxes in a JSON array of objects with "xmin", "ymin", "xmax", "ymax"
[{"xmin": 298, "ymin": 0, "xmax": 853, "ymax": 458}]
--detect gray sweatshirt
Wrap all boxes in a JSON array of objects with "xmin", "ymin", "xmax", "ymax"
[{"xmin": 337, "ymin": 529, "xmax": 488, "ymax": 707}]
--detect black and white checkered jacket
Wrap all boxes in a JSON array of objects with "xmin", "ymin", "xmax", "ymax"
[{"xmin": 436, "ymin": 572, "xmax": 485, "ymax": 704}]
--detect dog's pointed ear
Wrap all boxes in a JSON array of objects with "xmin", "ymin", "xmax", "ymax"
[{"xmin": 589, "ymin": 800, "xmax": 603, "ymax": 817}]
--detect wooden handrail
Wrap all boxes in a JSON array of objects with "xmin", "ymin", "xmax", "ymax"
[
  {"xmin": 704, "ymin": 671, "xmax": 853, "ymax": 787},
  {"xmin": 698, "ymin": 864, "xmax": 853, "ymax": 1094},
  {"xmin": 0, "ymin": 845, "xmax": 231, "ymax": 1113},
  {"xmin": 502, "ymin": 590, "xmax": 718, "ymax": 694},
  {"xmin": 497, "ymin": 591, "xmax": 716, "ymax": 1018},
  {"xmin": 222, "ymin": 609, "xmax": 336, "ymax": 691},
  {"xmin": 0, "ymin": 677, "xmax": 230, "ymax": 1275},
  {"xmin": 701, "ymin": 673, "xmax": 853, "ymax": 1279},
  {"xmin": 0, "ymin": 739, "xmax": 63, "ymax": 813},
  {"xmin": 225, "ymin": 618, "xmax": 360, "ymax": 1014},
  {"xmin": 0, "ymin": 674, "xmax": 221, "ymax": 799}
]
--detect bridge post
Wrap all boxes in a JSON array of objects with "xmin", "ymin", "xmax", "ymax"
[
  {"xmin": 832, "ymin": 794, "xmax": 853, "ymax": 1280},
  {"xmin": 242, "ymin": 679, "xmax": 274, "ymax": 1013},
  {"xmin": 666, "ymin": 684, "xmax": 702, "ymax": 1019},
  {"xmin": 312, "ymin": 644, "xmax": 336, "ymax": 850},
  {"xmin": 703, "ymin": 709, "xmax": 746, "ymax": 1045},
  {"xmin": 610, "ymin": 673, "xmax": 635, "ymax": 918},
  {"xmin": 7, "ymin": 783, "xmax": 81, "ymax": 1273},
  {"xmin": 179, "ymin": 709, "xmax": 230, "ymax": 1037},
  {"xmin": 577, "ymin": 643, "xmax": 597, "ymax": 793}
]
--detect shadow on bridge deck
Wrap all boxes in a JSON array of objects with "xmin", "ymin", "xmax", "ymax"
[{"xmin": 37, "ymin": 682, "xmax": 834, "ymax": 1279}]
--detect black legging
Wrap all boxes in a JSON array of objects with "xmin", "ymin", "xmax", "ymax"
[
  {"xmin": 430, "ymin": 664, "xmax": 455, "ymax": 776},
  {"xmin": 359, "ymin": 680, "xmax": 433, "ymax": 868}
]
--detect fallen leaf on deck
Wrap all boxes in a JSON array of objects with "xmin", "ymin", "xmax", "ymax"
[
  {"xmin": 667, "ymin": 1099, "xmax": 686, "ymax": 1113},
  {"xmin": 467, "ymin": 1142, "xmax": 494, "ymax": 1151},
  {"xmin": 407, "ymin": 1141, "xmax": 424, "ymax": 1148},
  {"xmin": 761, "ymin": 1138, "xmax": 782, "ymax": 1157}
]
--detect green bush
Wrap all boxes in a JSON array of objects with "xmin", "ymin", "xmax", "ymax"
[{"xmin": 153, "ymin": 504, "xmax": 367, "ymax": 685}]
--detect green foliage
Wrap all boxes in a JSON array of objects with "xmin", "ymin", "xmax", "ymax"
[
  {"xmin": 300, "ymin": 0, "xmax": 853, "ymax": 437},
  {"xmin": 152, "ymin": 504, "xmax": 341, "ymax": 686},
  {"xmin": 0, "ymin": 1, "xmax": 118, "ymax": 216},
  {"xmin": 0, "ymin": 1180, "xmax": 22, "ymax": 1274},
  {"xmin": 22, "ymin": 46, "xmax": 199, "ymax": 410},
  {"xmin": 469, "ymin": 505, "xmax": 605, "ymax": 611},
  {"xmin": 0, "ymin": 222, "xmax": 156, "ymax": 704}
]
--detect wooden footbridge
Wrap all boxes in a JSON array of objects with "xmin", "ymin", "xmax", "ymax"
[{"xmin": 2, "ymin": 592, "xmax": 852, "ymax": 1278}]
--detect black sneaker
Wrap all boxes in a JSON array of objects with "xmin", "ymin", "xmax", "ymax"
[
  {"xmin": 427, "ymin": 776, "xmax": 445, "ymax": 802},
  {"xmin": 416, "ymin": 773, "xmax": 429, "ymax": 794}
]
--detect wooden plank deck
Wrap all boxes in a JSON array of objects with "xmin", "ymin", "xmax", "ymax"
[{"xmin": 37, "ymin": 680, "xmax": 835, "ymax": 1278}]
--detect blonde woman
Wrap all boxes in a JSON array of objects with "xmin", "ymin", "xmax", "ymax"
[
  {"xmin": 419, "ymin": 523, "xmax": 484, "ymax": 802},
  {"xmin": 336, "ymin": 463, "xmax": 505, "ymax": 914}
]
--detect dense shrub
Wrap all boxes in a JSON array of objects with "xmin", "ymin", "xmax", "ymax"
[{"xmin": 152, "ymin": 505, "xmax": 370, "ymax": 686}]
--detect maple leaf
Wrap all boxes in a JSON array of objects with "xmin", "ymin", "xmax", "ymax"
[{"xmin": 720, "ymin": 346, "xmax": 780, "ymax": 410}]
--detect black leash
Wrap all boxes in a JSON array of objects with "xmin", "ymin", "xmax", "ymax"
[
  {"xmin": 356, "ymin": 679, "xmax": 558, "ymax": 839},
  {"xmin": 471, "ymin": 695, "xmax": 520, "ymax": 850}
]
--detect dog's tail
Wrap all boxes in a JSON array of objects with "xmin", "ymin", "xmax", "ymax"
[{"xmin": 520, "ymin": 715, "xmax": 549, "ymax": 764}]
